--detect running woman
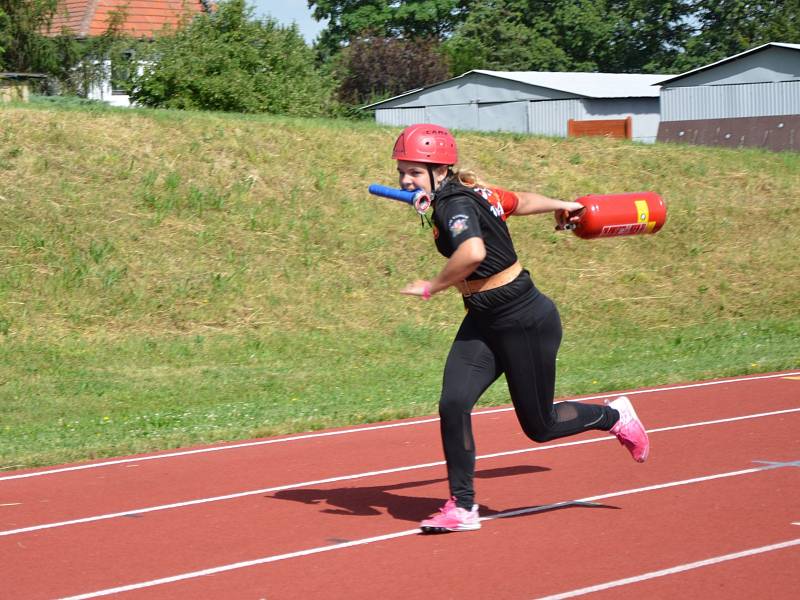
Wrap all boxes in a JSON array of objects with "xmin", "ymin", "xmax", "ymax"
[{"xmin": 388, "ymin": 123, "xmax": 650, "ymax": 533}]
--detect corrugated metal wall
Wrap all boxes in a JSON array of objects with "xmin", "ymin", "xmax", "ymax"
[
  {"xmin": 375, "ymin": 107, "xmax": 426, "ymax": 127},
  {"xmin": 376, "ymin": 98, "xmax": 661, "ymax": 142},
  {"xmin": 528, "ymin": 99, "xmax": 586, "ymax": 137},
  {"xmin": 478, "ymin": 101, "xmax": 529, "ymax": 132},
  {"xmin": 661, "ymin": 81, "xmax": 800, "ymax": 121},
  {"xmin": 427, "ymin": 104, "xmax": 478, "ymax": 130}
]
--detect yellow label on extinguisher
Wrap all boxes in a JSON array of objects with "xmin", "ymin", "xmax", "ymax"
[
  {"xmin": 635, "ymin": 199, "xmax": 657, "ymax": 233},
  {"xmin": 635, "ymin": 200, "xmax": 649, "ymax": 223}
]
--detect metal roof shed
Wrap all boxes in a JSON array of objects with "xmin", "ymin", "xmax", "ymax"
[
  {"xmin": 364, "ymin": 70, "xmax": 670, "ymax": 143},
  {"xmin": 657, "ymin": 42, "xmax": 800, "ymax": 151}
]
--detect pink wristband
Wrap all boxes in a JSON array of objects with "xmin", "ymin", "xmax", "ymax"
[{"xmin": 422, "ymin": 284, "xmax": 432, "ymax": 300}]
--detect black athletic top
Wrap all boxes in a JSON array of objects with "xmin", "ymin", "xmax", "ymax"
[{"xmin": 431, "ymin": 179, "xmax": 519, "ymax": 280}]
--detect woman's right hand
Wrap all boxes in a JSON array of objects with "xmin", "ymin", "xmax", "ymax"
[{"xmin": 555, "ymin": 201, "xmax": 585, "ymax": 229}]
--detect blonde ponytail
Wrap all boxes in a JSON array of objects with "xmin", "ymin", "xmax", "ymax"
[{"xmin": 451, "ymin": 167, "xmax": 490, "ymax": 189}]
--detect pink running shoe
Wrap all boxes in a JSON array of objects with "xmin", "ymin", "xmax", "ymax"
[
  {"xmin": 420, "ymin": 497, "xmax": 481, "ymax": 533},
  {"xmin": 608, "ymin": 396, "xmax": 650, "ymax": 462}
]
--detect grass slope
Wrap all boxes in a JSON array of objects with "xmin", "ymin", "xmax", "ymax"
[{"xmin": 1, "ymin": 101, "xmax": 798, "ymax": 468}]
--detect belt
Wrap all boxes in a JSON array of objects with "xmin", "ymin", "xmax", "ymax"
[{"xmin": 455, "ymin": 261, "xmax": 523, "ymax": 297}]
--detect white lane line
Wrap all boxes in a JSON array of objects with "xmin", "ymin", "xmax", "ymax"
[
  {"xmin": 0, "ymin": 460, "xmax": 442, "ymax": 537},
  {"xmin": 0, "ymin": 417, "xmax": 439, "ymax": 482},
  {"xmin": 4, "ymin": 407, "xmax": 799, "ymax": 538},
  {"xmin": 57, "ymin": 526, "xmax": 422, "ymax": 600},
  {"xmin": 57, "ymin": 461, "xmax": 797, "ymax": 600},
  {"xmin": 4, "ymin": 371, "xmax": 797, "ymax": 482},
  {"xmin": 533, "ymin": 538, "xmax": 800, "ymax": 599}
]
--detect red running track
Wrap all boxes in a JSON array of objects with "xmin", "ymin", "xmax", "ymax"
[{"xmin": 1, "ymin": 371, "xmax": 799, "ymax": 599}]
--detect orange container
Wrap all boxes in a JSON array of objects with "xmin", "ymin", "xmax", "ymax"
[{"xmin": 571, "ymin": 192, "xmax": 666, "ymax": 239}]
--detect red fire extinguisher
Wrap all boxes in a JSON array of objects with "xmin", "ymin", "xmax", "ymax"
[{"xmin": 561, "ymin": 192, "xmax": 667, "ymax": 239}]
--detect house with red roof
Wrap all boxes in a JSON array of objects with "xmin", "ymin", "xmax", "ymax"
[
  {"xmin": 44, "ymin": 0, "xmax": 210, "ymax": 105},
  {"xmin": 47, "ymin": 0, "xmax": 208, "ymax": 38}
]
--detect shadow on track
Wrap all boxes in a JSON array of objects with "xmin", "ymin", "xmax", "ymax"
[{"xmin": 268, "ymin": 464, "xmax": 551, "ymax": 523}]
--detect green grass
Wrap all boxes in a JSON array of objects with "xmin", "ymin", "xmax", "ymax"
[
  {"xmin": 0, "ymin": 101, "xmax": 798, "ymax": 469},
  {"xmin": 1, "ymin": 318, "xmax": 796, "ymax": 469}
]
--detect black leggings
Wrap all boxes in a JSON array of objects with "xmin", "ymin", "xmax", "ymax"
[{"xmin": 439, "ymin": 273, "xmax": 616, "ymax": 508}]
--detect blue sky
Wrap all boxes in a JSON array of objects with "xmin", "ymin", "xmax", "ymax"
[{"xmin": 251, "ymin": 1, "xmax": 328, "ymax": 43}]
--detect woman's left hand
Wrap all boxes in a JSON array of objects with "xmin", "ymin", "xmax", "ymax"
[{"xmin": 400, "ymin": 280, "xmax": 432, "ymax": 299}]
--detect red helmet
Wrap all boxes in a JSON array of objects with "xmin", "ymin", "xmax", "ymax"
[{"xmin": 392, "ymin": 123, "xmax": 458, "ymax": 165}]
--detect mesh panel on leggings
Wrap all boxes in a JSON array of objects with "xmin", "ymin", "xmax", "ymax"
[
  {"xmin": 554, "ymin": 401, "xmax": 579, "ymax": 422},
  {"xmin": 553, "ymin": 401, "xmax": 609, "ymax": 429}
]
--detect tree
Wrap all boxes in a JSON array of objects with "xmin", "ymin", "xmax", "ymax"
[
  {"xmin": 444, "ymin": 0, "xmax": 696, "ymax": 74},
  {"xmin": 606, "ymin": 0, "xmax": 694, "ymax": 73},
  {"xmin": 309, "ymin": 0, "xmax": 471, "ymax": 56},
  {"xmin": 334, "ymin": 33, "xmax": 450, "ymax": 106},
  {"xmin": 0, "ymin": 0, "xmax": 58, "ymax": 73},
  {"xmin": 678, "ymin": 0, "xmax": 800, "ymax": 71},
  {"xmin": 443, "ymin": 0, "xmax": 618, "ymax": 73},
  {"xmin": 443, "ymin": 1, "xmax": 572, "ymax": 74},
  {"xmin": 311, "ymin": 0, "xmax": 799, "ymax": 78},
  {"xmin": 762, "ymin": 0, "xmax": 800, "ymax": 43},
  {"xmin": 131, "ymin": 0, "xmax": 336, "ymax": 116},
  {"xmin": 0, "ymin": 8, "xmax": 11, "ymax": 69},
  {"xmin": 0, "ymin": 8, "xmax": 9, "ymax": 68}
]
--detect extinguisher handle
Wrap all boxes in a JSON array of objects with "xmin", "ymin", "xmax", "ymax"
[{"xmin": 555, "ymin": 206, "xmax": 585, "ymax": 231}]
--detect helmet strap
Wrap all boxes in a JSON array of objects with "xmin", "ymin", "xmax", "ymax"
[
  {"xmin": 417, "ymin": 165, "xmax": 438, "ymax": 229},
  {"xmin": 427, "ymin": 165, "xmax": 438, "ymax": 200}
]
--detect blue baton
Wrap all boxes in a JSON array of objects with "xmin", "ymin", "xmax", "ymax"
[{"xmin": 368, "ymin": 184, "xmax": 431, "ymax": 214}]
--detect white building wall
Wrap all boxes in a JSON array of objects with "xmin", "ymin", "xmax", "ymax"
[
  {"xmin": 86, "ymin": 60, "xmax": 131, "ymax": 107},
  {"xmin": 87, "ymin": 79, "xmax": 131, "ymax": 107}
]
